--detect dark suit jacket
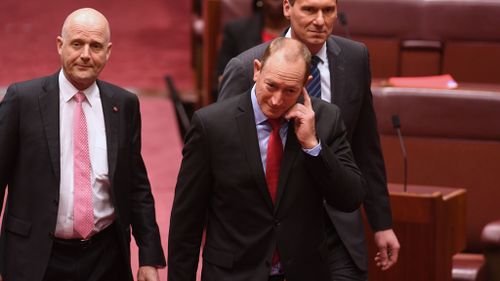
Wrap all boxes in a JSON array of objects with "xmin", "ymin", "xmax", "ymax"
[
  {"xmin": 0, "ymin": 72, "xmax": 166, "ymax": 281},
  {"xmin": 218, "ymin": 35, "xmax": 391, "ymax": 270},
  {"xmin": 216, "ymin": 13, "xmax": 264, "ymax": 76},
  {"xmin": 168, "ymin": 93, "xmax": 366, "ymax": 281}
]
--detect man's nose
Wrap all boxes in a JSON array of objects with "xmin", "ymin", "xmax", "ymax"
[
  {"xmin": 313, "ymin": 11, "xmax": 325, "ymax": 26},
  {"xmin": 271, "ymin": 92, "xmax": 284, "ymax": 106},
  {"xmin": 80, "ymin": 45, "xmax": 90, "ymax": 60}
]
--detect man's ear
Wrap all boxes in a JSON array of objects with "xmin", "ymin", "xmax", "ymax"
[
  {"xmin": 105, "ymin": 42, "xmax": 112, "ymax": 60},
  {"xmin": 305, "ymin": 74, "xmax": 313, "ymax": 86},
  {"xmin": 56, "ymin": 36, "xmax": 64, "ymax": 55},
  {"xmin": 283, "ymin": 0, "xmax": 291, "ymax": 20},
  {"xmin": 253, "ymin": 59, "xmax": 262, "ymax": 82}
]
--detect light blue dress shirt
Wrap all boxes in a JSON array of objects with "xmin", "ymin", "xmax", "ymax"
[{"xmin": 251, "ymin": 85, "xmax": 322, "ymax": 171}]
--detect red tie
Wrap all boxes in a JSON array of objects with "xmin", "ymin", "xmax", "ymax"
[
  {"xmin": 265, "ymin": 119, "xmax": 283, "ymax": 268},
  {"xmin": 266, "ymin": 119, "xmax": 283, "ymax": 203},
  {"xmin": 73, "ymin": 92, "xmax": 94, "ymax": 239}
]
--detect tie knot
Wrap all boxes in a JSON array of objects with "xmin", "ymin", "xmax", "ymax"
[
  {"xmin": 74, "ymin": 92, "xmax": 86, "ymax": 103},
  {"xmin": 268, "ymin": 119, "xmax": 281, "ymax": 131},
  {"xmin": 311, "ymin": 56, "xmax": 321, "ymax": 68}
]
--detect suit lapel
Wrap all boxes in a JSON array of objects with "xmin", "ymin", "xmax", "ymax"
[
  {"xmin": 39, "ymin": 73, "xmax": 61, "ymax": 183},
  {"xmin": 235, "ymin": 94, "xmax": 274, "ymax": 212},
  {"xmin": 97, "ymin": 81, "xmax": 119, "ymax": 184},
  {"xmin": 327, "ymin": 37, "xmax": 345, "ymax": 105},
  {"xmin": 274, "ymin": 120, "xmax": 300, "ymax": 212}
]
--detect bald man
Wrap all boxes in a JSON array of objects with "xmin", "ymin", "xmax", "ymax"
[{"xmin": 0, "ymin": 8, "xmax": 165, "ymax": 281}]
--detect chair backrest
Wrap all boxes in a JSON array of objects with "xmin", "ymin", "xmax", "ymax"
[
  {"xmin": 165, "ymin": 76, "xmax": 190, "ymax": 138},
  {"xmin": 334, "ymin": 0, "xmax": 500, "ymax": 83},
  {"xmin": 373, "ymin": 86, "xmax": 500, "ymax": 251}
]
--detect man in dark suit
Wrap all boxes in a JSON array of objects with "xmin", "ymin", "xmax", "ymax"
[
  {"xmin": 0, "ymin": 8, "xmax": 165, "ymax": 281},
  {"xmin": 218, "ymin": 0, "xmax": 400, "ymax": 279},
  {"xmin": 168, "ymin": 38, "xmax": 366, "ymax": 281}
]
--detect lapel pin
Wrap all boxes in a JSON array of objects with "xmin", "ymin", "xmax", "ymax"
[{"xmin": 113, "ymin": 106, "xmax": 118, "ymax": 112}]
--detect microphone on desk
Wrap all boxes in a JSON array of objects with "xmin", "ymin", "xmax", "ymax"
[
  {"xmin": 338, "ymin": 12, "xmax": 351, "ymax": 39},
  {"xmin": 392, "ymin": 115, "xmax": 408, "ymax": 192}
]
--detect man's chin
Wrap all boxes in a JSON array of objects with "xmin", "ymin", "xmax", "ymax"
[
  {"xmin": 69, "ymin": 75, "xmax": 96, "ymax": 90},
  {"xmin": 307, "ymin": 36, "xmax": 327, "ymax": 44},
  {"xmin": 263, "ymin": 110, "xmax": 282, "ymax": 120}
]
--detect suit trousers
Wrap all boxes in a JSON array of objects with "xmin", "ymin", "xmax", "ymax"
[
  {"xmin": 268, "ymin": 274, "xmax": 285, "ymax": 281},
  {"xmin": 326, "ymin": 219, "xmax": 368, "ymax": 281},
  {"xmin": 43, "ymin": 224, "xmax": 128, "ymax": 281}
]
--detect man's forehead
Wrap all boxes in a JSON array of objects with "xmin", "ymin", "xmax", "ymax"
[
  {"xmin": 66, "ymin": 29, "xmax": 106, "ymax": 39},
  {"xmin": 261, "ymin": 66, "xmax": 305, "ymax": 86},
  {"xmin": 294, "ymin": 0, "xmax": 336, "ymax": 6},
  {"xmin": 64, "ymin": 23, "xmax": 109, "ymax": 40}
]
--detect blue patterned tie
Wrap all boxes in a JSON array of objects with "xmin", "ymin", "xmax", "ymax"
[{"xmin": 307, "ymin": 56, "xmax": 321, "ymax": 98}]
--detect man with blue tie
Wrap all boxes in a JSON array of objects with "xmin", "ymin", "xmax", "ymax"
[{"xmin": 168, "ymin": 37, "xmax": 366, "ymax": 281}]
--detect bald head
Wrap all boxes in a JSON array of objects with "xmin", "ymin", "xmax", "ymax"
[
  {"xmin": 260, "ymin": 37, "xmax": 311, "ymax": 82},
  {"xmin": 57, "ymin": 8, "xmax": 112, "ymax": 90},
  {"xmin": 252, "ymin": 38, "xmax": 312, "ymax": 119},
  {"xmin": 61, "ymin": 8, "xmax": 111, "ymax": 42}
]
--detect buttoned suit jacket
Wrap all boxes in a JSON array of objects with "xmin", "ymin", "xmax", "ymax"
[
  {"xmin": 0, "ymin": 72, "xmax": 166, "ymax": 281},
  {"xmin": 168, "ymin": 93, "xmax": 366, "ymax": 281},
  {"xmin": 218, "ymin": 35, "xmax": 391, "ymax": 270}
]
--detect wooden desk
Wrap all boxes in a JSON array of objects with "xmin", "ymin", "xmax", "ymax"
[{"xmin": 365, "ymin": 184, "xmax": 467, "ymax": 281}]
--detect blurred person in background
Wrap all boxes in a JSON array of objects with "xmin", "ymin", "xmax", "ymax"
[{"xmin": 216, "ymin": 0, "xmax": 289, "ymax": 85}]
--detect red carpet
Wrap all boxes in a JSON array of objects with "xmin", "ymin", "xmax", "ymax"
[
  {"xmin": 2, "ymin": 1, "xmax": 193, "ymax": 278},
  {"xmin": 0, "ymin": 0, "xmax": 192, "ymax": 90},
  {"xmin": 133, "ymin": 97, "xmax": 183, "ymax": 280}
]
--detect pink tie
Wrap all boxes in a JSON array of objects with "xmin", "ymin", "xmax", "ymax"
[{"xmin": 73, "ymin": 92, "xmax": 93, "ymax": 239}]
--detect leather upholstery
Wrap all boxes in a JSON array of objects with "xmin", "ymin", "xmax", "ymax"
[
  {"xmin": 372, "ymin": 86, "xmax": 500, "ymax": 281},
  {"xmin": 335, "ymin": 0, "xmax": 500, "ymax": 83}
]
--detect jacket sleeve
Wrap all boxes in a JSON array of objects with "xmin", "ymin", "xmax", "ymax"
[
  {"xmin": 0, "ymin": 84, "xmax": 20, "ymax": 217},
  {"xmin": 129, "ymin": 96, "xmax": 166, "ymax": 267},
  {"xmin": 168, "ymin": 112, "xmax": 213, "ymax": 281},
  {"xmin": 0, "ymin": 84, "xmax": 20, "ymax": 275},
  {"xmin": 352, "ymin": 46, "xmax": 392, "ymax": 231},
  {"xmin": 304, "ymin": 103, "xmax": 367, "ymax": 212}
]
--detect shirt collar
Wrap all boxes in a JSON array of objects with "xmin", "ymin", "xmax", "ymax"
[
  {"xmin": 58, "ymin": 69, "xmax": 98, "ymax": 107},
  {"xmin": 251, "ymin": 84, "xmax": 268, "ymax": 126},
  {"xmin": 315, "ymin": 43, "xmax": 328, "ymax": 64}
]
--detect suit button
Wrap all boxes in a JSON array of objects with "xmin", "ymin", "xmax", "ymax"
[{"xmin": 274, "ymin": 219, "xmax": 281, "ymax": 227}]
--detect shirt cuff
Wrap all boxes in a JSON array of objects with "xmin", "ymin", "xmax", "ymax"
[{"xmin": 302, "ymin": 141, "xmax": 322, "ymax": 156}]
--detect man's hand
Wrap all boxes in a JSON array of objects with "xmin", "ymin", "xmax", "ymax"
[
  {"xmin": 373, "ymin": 229, "xmax": 400, "ymax": 270},
  {"xmin": 137, "ymin": 266, "xmax": 159, "ymax": 281},
  {"xmin": 284, "ymin": 88, "xmax": 317, "ymax": 149}
]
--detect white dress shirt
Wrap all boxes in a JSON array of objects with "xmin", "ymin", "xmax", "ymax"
[{"xmin": 55, "ymin": 70, "xmax": 115, "ymax": 239}]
